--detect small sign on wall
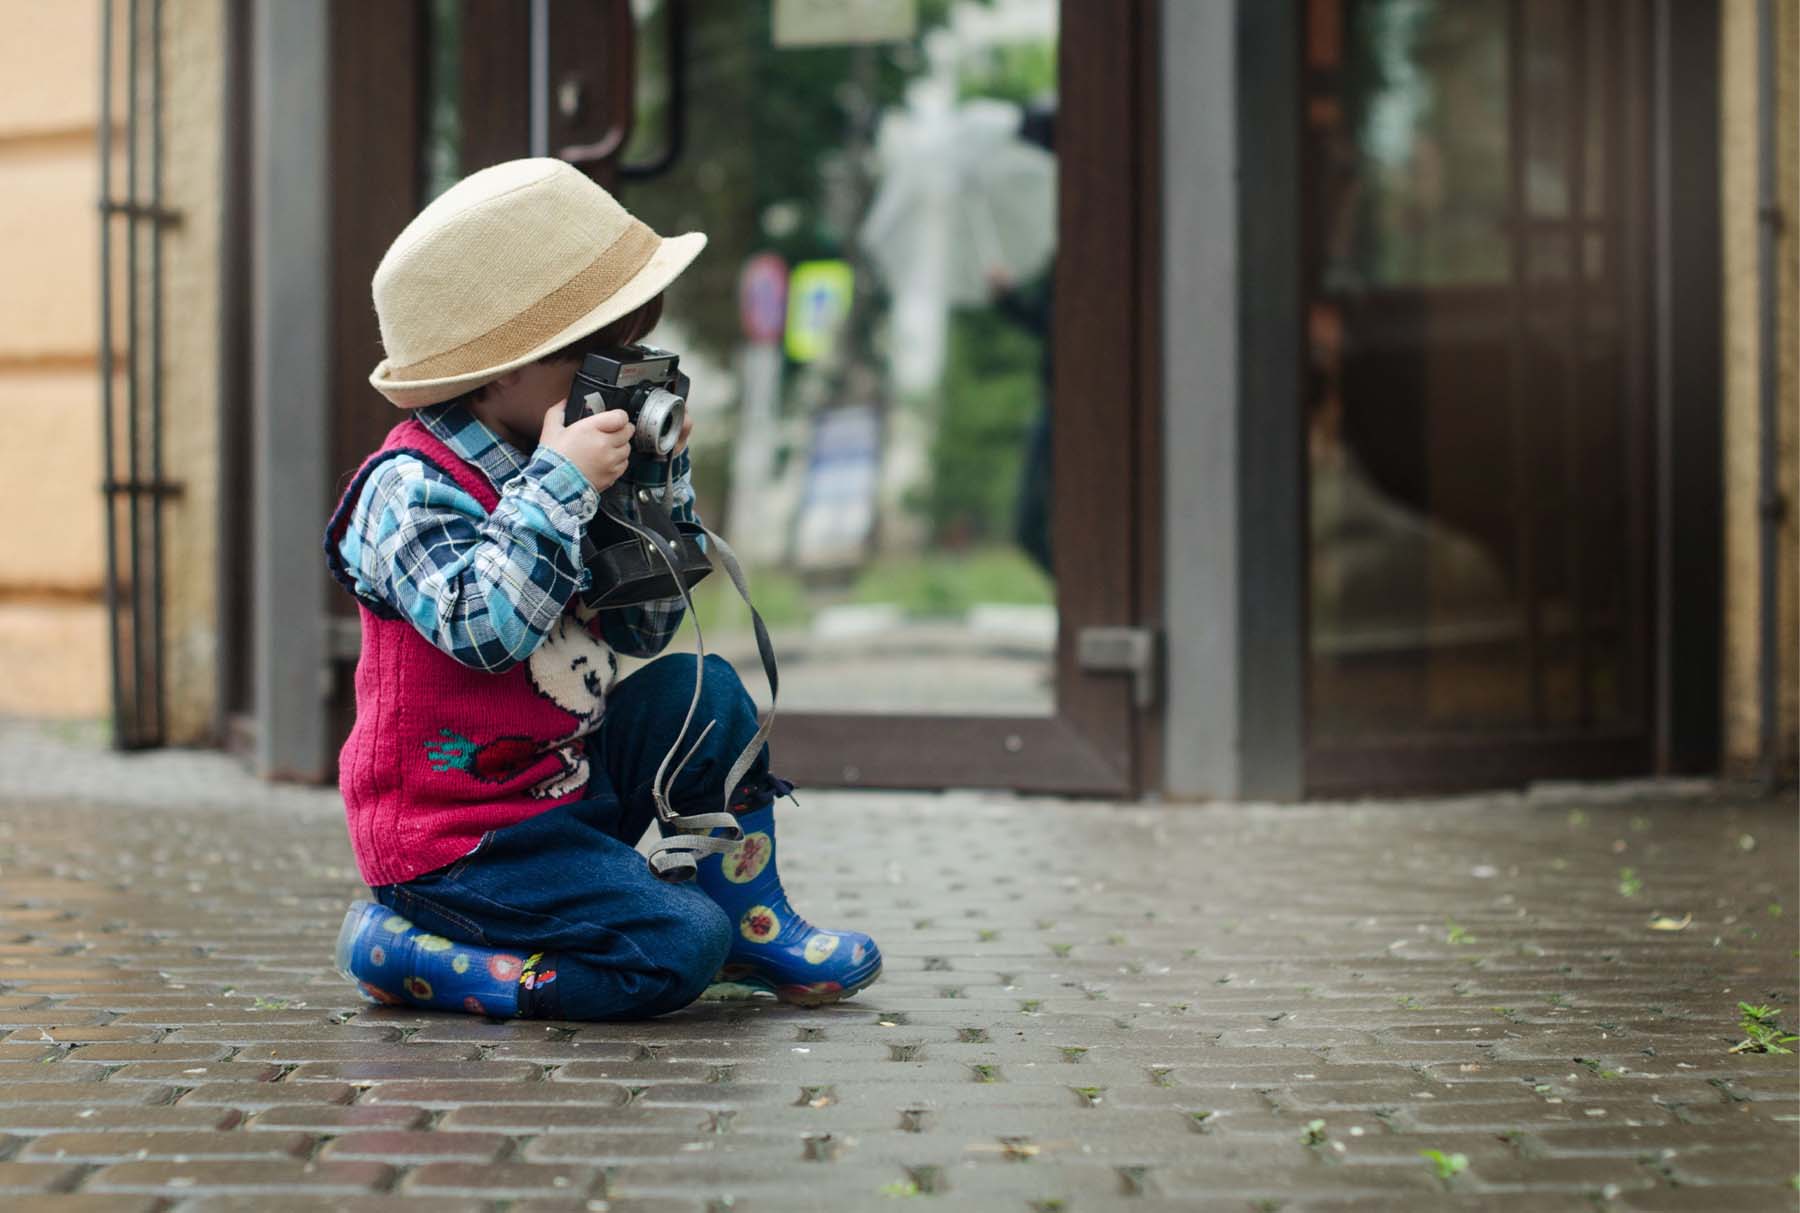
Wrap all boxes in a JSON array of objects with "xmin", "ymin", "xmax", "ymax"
[
  {"xmin": 784, "ymin": 260, "xmax": 855, "ymax": 364},
  {"xmin": 773, "ymin": 0, "xmax": 917, "ymax": 48}
]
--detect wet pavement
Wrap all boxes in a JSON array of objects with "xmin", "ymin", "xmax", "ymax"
[{"xmin": 0, "ymin": 724, "xmax": 1795, "ymax": 1211}]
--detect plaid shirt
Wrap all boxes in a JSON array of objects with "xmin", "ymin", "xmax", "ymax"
[{"xmin": 333, "ymin": 400, "xmax": 700, "ymax": 672}]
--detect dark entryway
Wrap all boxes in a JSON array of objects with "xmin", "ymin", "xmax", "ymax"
[{"xmin": 1297, "ymin": 0, "xmax": 1713, "ymax": 793}]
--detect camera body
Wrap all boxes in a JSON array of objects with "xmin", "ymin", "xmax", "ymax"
[
  {"xmin": 565, "ymin": 343, "xmax": 690, "ymax": 459},
  {"xmin": 564, "ymin": 343, "xmax": 709, "ymax": 607}
]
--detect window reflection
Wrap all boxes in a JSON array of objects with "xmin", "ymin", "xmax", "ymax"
[
  {"xmin": 613, "ymin": 0, "xmax": 1061, "ymax": 716},
  {"xmin": 1305, "ymin": 0, "xmax": 1642, "ymax": 742}
]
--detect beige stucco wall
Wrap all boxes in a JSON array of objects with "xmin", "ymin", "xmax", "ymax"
[
  {"xmin": 0, "ymin": 0, "xmax": 108, "ymax": 718},
  {"xmin": 0, "ymin": 0, "xmax": 224, "ymax": 741},
  {"xmin": 1721, "ymin": 0, "xmax": 1799, "ymax": 777}
]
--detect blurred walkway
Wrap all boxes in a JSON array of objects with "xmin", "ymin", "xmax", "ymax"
[{"xmin": 0, "ymin": 720, "xmax": 1794, "ymax": 1211}]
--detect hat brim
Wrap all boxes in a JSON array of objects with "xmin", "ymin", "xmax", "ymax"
[{"xmin": 368, "ymin": 231, "xmax": 708, "ymax": 408}]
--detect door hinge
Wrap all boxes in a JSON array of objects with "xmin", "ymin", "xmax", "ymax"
[{"xmin": 1076, "ymin": 626, "xmax": 1161, "ymax": 711}]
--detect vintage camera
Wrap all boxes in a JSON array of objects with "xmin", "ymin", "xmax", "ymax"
[
  {"xmin": 561, "ymin": 343, "xmax": 781, "ymax": 884},
  {"xmin": 565, "ymin": 343, "xmax": 689, "ymax": 457},
  {"xmin": 564, "ymin": 344, "xmax": 710, "ymax": 608}
]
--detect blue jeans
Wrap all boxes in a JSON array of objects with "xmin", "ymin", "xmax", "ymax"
[{"xmin": 373, "ymin": 652, "xmax": 781, "ymax": 1021}]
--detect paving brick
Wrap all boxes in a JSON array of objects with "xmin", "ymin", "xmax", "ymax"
[
  {"xmin": 0, "ymin": 1106, "xmax": 243, "ymax": 1134},
  {"xmin": 107, "ymin": 1062, "xmax": 283, "ymax": 1084},
  {"xmin": 0, "ymin": 1160, "xmax": 83, "ymax": 1194},
  {"xmin": 288, "ymin": 1059, "xmax": 543, "ymax": 1084},
  {"xmin": 3, "ymin": 1025, "xmax": 161, "ymax": 1044},
  {"xmin": 437, "ymin": 1103, "xmax": 707, "ymax": 1134},
  {"xmin": 0, "ymin": 1060, "xmax": 110, "ymax": 1083},
  {"xmin": 165, "ymin": 1026, "xmax": 402, "ymax": 1044},
  {"xmin": 1466, "ymin": 1154, "xmax": 1671, "ymax": 1190},
  {"xmin": 320, "ymin": 1129, "xmax": 511, "ymax": 1163},
  {"xmin": 399, "ymin": 1161, "xmax": 601, "ymax": 1198},
  {"xmin": 167, "ymin": 1199, "xmax": 491, "ymax": 1213},
  {"xmin": 86, "ymin": 1158, "xmax": 393, "ymax": 1196},
  {"xmin": 65, "ymin": 1044, "xmax": 232, "ymax": 1064},
  {"xmin": 1616, "ymin": 1186, "xmax": 1800, "ymax": 1213},
  {"xmin": 1532, "ymin": 1121, "xmax": 1798, "ymax": 1156},
  {"xmin": 3, "ymin": 1199, "xmax": 170, "ymax": 1213},
  {"xmin": 0, "ymin": 1013, "xmax": 113, "ymax": 1030},
  {"xmin": 0, "ymin": 1082, "xmax": 176, "ymax": 1105},
  {"xmin": 22, "ymin": 1130, "xmax": 316, "ymax": 1162},
  {"xmin": 231, "ymin": 1042, "xmax": 482, "ymax": 1064},
  {"xmin": 362, "ymin": 1081, "xmax": 626, "ymax": 1107},
  {"xmin": 0, "ymin": 1043, "xmax": 59, "ymax": 1062},
  {"xmin": 177, "ymin": 1082, "xmax": 355, "ymax": 1109},
  {"xmin": 246, "ymin": 1104, "xmax": 432, "ymax": 1133}
]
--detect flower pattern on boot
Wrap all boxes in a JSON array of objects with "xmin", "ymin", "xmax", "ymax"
[
  {"xmin": 334, "ymin": 899, "xmax": 538, "ymax": 1018},
  {"xmin": 692, "ymin": 801, "xmax": 882, "ymax": 1006}
]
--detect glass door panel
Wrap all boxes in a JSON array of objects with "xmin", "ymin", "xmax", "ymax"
[
  {"xmin": 1302, "ymin": 0, "xmax": 1651, "ymax": 777},
  {"xmin": 603, "ymin": 1, "xmax": 1061, "ymax": 717}
]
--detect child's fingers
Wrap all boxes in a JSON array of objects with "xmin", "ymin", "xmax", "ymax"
[{"xmin": 582, "ymin": 408, "xmax": 630, "ymax": 433}]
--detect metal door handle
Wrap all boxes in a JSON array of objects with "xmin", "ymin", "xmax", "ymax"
[{"xmin": 549, "ymin": 0, "xmax": 687, "ymax": 183}]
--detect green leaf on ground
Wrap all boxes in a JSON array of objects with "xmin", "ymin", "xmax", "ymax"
[{"xmin": 1421, "ymin": 1149, "xmax": 1468, "ymax": 1181}]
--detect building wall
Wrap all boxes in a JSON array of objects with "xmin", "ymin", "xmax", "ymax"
[
  {"xmin": 1720, "ymin": 0, "xmax": 1799, "ymax": 777},
  {"xmin": 0, "ymin": 1, "xmax": 108, "ymax": 719},
  {"xmin": 0, "ymin": 0, "xmax": 224, "ymax": 742}
]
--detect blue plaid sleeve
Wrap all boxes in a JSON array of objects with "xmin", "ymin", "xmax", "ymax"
[
  {"xmin": 588, "ymin": 449, "xmax": 705, "ymax": 659},
  {"xmin": 337, "ymin": 449, "xmax": 599, "ymax": 672}
]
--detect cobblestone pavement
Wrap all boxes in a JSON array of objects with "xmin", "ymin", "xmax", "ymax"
[{"xmin": 0, "ymin": 734, "xmax": 1794, "ymax": 1211}]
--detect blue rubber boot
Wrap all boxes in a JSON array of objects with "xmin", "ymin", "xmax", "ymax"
[
  {"xmin": 691, "ymin": 795, "xmax": 882, "ymax": 1005},
  {"xmin": 334, "ymin": 900, "xmax": 550, "ymax": 1018}
]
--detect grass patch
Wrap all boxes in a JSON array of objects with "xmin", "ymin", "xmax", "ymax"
[
  {"xmin": 849, "ymin": 546, "xmax": 1052, "ymax": 617},
  {"xmin": 1731, "ymin": 1003, "xmax": 1797, "ymax": 1055}
]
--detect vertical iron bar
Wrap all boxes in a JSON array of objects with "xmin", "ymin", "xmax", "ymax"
[
  {"xmin": 149, "ymin": 0, "xmax": 165, "ymax": 743},
  {"xmin": 1507, "ymin": 0, "xmax": 1546, "ymax": 728},
  {"xmin": 1613, "ymin": 0, "xmax": 1646, "ymax": 734},
  {"xmin": 1565, "ymin": 0, "xmax": 1590, "ymax": 727},
  {"xmin": 125, "ymin": 0, "xmax": 144, "ymax": 746},
  {"xmin": 98, "ymin": 0, "xmax": 125, "ymax": 748},
  {"xmin": 1622, "ymin": 0, "xmax": 1650, "ymax": 737},
  {"xmin": 1650, "ymin": 0, "xmax": 1675, "ymax": 767},
  {"xmin": 1756, "ymin": 0, "xmax": 1780, "ymax": 783}
]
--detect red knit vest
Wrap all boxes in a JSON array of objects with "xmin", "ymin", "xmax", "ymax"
[{"xmin": 325, "ymin": 419, "xmax": 608, "ymax": 886}]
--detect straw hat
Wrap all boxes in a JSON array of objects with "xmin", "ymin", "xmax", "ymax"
[{"xmin": 368, "ymin": 158, "xmax": 706, "ymax": 408}]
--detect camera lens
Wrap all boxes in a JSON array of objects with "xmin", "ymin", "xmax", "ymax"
[{"xmin": 635, "ymin": 387, "xmax": 686, "ymax": 457}]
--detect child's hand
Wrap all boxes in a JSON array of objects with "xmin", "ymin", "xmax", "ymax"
[
  {"xmin": 672, "ymin": 413, "xmax": 694, "ymax": 457},
  {"xmin": 540, "ymin": 400, "xmax": 631, "ymax": 493}
]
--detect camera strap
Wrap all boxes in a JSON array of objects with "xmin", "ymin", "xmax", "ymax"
[{"xmin": 591, "ymin": 480, "xmax": 781, "ymax": 884}]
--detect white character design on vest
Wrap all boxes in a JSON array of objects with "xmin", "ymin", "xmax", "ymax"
[
  {"xmin": 420, "ymin": 604, "xmax": 618, "ymax": 794},
  {"xmin": 523, "ymin": 604, "xmax": 618, "ymax": 799}
]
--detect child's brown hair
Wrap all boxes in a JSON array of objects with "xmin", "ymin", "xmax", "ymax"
[{"xmin": 457, "ymin": 295, "xmax": 664, "ymax": 406}]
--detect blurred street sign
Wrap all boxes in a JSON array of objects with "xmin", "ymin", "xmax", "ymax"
[
  {"xmin": 792, "ymin": 402, "xmax": 881, "ymax": 570},
  {"xmin": 785, "ymin": 260, "xmax": 854, "ymax": 364},
  {"xmin": 739, "ymin": 252, "xmax": 789, "ymax": 346},
  {"xmin": 773, "ymin": 0, "xmax": 916, "ymax": 47}
]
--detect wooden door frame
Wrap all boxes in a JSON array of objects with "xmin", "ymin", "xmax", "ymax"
[
  {"xmin": 309, "ymin": 0, "xmax": 1165, "ymax": 798},
  {"xmin": 775, "ymin": 1, "xmax": 1163, "ymax": 797}
]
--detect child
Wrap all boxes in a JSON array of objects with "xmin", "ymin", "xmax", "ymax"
[{"xmin": 323, "ymin": 158, "xmax": 881, "ymax": 1020}]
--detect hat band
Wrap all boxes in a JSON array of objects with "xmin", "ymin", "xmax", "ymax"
[{"xmin": 387, "ymin": 220, "xmax": 662, "ymax": 383}]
